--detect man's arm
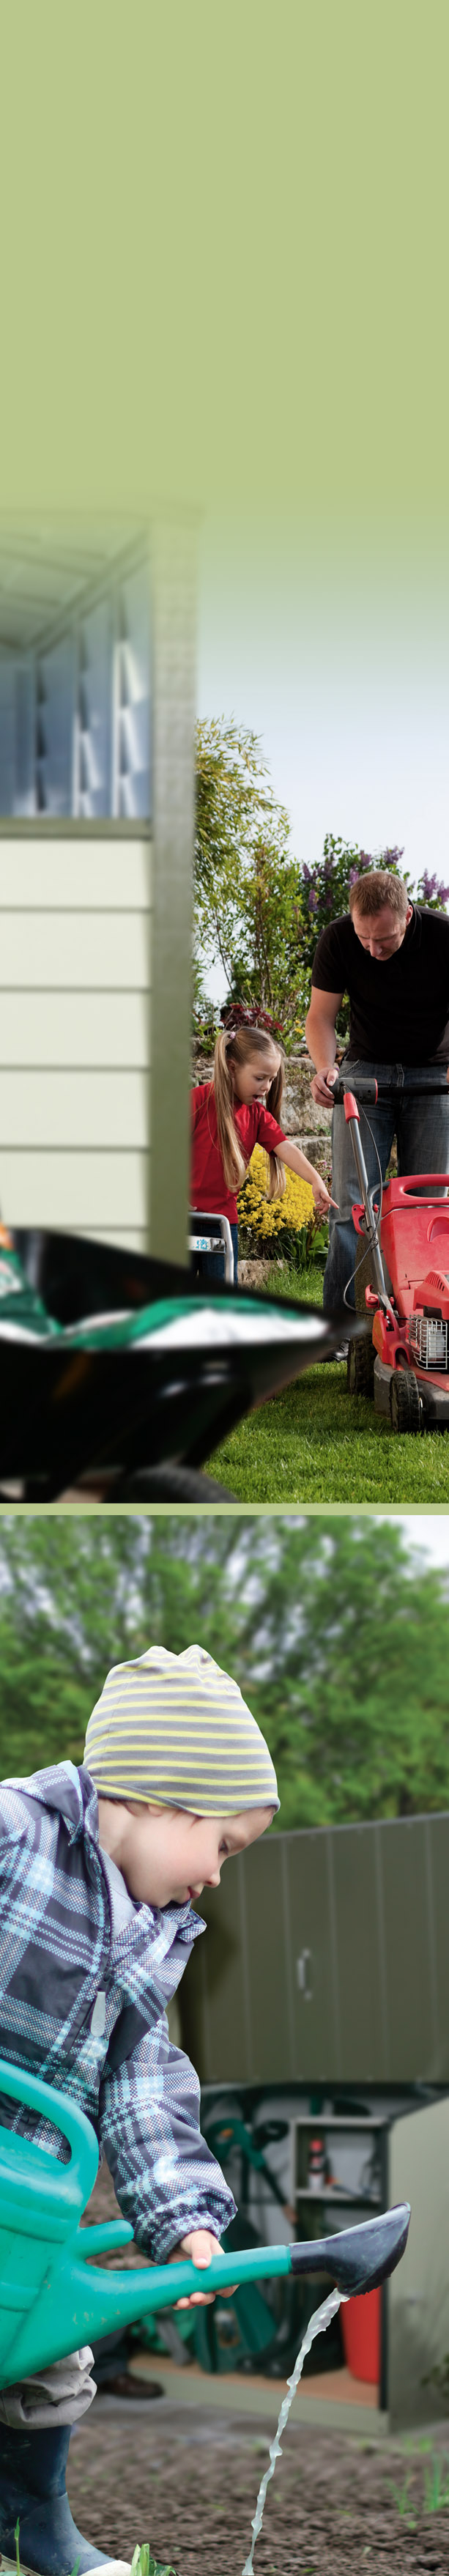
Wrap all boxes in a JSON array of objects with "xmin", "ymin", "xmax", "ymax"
[{"xmin": 305, "ymin": 988, "xmax": 344, "ymax": 1108}]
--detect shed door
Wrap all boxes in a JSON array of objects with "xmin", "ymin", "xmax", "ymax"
[{"xmin": 284, "ymin": 1831, "xmax": 341, "ymax": 2085}]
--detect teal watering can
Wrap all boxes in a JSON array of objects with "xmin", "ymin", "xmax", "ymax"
[{"xmin": 0, "ymin": 2060, "xmax": 410, "ymax": 2388}]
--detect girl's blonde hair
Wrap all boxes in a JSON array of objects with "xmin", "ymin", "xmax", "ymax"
[{"xmin": 212, "ymin": 1025, "xmax": 286, "ymax": 1201}]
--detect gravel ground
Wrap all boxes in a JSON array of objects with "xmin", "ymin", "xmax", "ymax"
[{"xmin": 66, "ymin": 2391, "xmax": 449, "ymax": 2575}]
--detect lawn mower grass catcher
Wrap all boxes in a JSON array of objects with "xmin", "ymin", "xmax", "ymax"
[
  {"xmin": 334, "ymin": 1074, "xmax": 449, "ymax": 1432},
  {"xmin": 0, "ymin": 2062, "xmax": 410, "ymax": 2388},
  {"xmin": 0, "ymin": 1225, "xmax": 360, "ymax": 1501}
]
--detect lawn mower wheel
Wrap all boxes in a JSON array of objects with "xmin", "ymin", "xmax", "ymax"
[
  {"xmin": 389, "ymin": 1366, "xmax": 422, "ymax": 1435},
  {"xmin": 347, "ymin": 1336, "xmax": 375, "ymax": 1398}
]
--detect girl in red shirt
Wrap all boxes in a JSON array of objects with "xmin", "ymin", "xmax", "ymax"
[{"xmin": 191, "ymin": 1018, "xmax": 335, "ymax": 1280}]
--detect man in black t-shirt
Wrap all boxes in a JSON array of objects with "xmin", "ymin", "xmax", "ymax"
[{"xmin": 305, "ymin": 868, "xmax": 449, "ymax": 1315}]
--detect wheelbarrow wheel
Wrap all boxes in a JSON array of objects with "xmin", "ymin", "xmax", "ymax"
[
  {"xmin": 390, "ymin": 1365, "xmax": 422, "ymax": 1435},
  {"xmin": 108, "ymin": 1465, "xmax": 232, "ymax": 1501},
  {"xmin": 347, "ymin": 1336, "xmax": 375, "ymax": 1398}
]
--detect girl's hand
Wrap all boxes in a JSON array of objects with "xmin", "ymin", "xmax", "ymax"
[
  {"xmin": 311, "ymin": 1177, "xmax": 338, "ymax": 1218},
  {"xmin": 167, "ymin": 2228, "xmax": 237, "ymax": 2307}
]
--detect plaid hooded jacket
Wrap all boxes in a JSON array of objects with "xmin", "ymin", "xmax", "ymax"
[{"xmin": 0, "ymin": 1761, "xmax": 236, "ymax": 2259}]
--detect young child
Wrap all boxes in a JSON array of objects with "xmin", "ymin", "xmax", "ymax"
[
  {"xmin": 0, "ymin": 1642, "xmax": 278, "ymax": 2576},
  {"xmin": 191, "ymin": 1015, "xmax": 335, "ymax": 1280}
]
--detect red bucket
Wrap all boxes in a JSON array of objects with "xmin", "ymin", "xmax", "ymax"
[{"xmin": 341, "ymin": 2287, "xmax": 381, "ymax": 2385}]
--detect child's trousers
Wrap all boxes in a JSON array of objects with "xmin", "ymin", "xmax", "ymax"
[{"xmin": 0, "ymin": 2350, "xmax": 96, "ymax": 2429}]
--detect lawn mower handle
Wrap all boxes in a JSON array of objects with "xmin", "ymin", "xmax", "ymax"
[
  {"xmin": 332, "ymin": 1078, "xmax": 378, "ymax": 1106},
  {"xmin": 332, "ymin": 1077, "xmax": 449, "ymax": 1106}
]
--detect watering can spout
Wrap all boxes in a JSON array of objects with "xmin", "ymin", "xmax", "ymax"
[{"xmin": 289, "ymin": 2202, "xmax": 410, "ymax": 2295}]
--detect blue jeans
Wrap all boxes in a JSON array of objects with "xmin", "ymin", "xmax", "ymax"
[
  {"xmin": 324, "ymin": 1059, "xmax": 449, "ymax": 1314},
  {"xmin": 192, "ymin": 1223, "xmax": 239, "ymax": 1284}
]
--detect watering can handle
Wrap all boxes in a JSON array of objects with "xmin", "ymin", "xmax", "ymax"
[{"xmin": 0, "ymin": 2057, "xmax": 99, "ymax": 2207}]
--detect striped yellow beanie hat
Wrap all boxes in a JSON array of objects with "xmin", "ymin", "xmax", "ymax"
[{"xmin": 84, "ymin": 1642, "xmax": 279, "ymax": 1816}]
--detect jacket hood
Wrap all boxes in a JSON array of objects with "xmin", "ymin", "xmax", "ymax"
[
  {"xmin": 4, "ymin": 1760, "xmax": 98, "ymax": 1842},
  {"xmin": 3, "ymin": 1760, "xmax": 203, "ymax": 1938}
]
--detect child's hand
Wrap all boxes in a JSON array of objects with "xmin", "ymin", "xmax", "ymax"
[
  {"xmin": 167, "ymin": 2228, "xmax": 237, "ymax": 2307},
  {"xmin": 311, "ymin": 1177, "xmax": 338, "ymax": 1218}
]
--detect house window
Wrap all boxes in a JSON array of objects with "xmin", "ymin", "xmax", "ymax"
[{"xmin": 0, "ymin": 525, "xmax": 151, "ymax": 821}]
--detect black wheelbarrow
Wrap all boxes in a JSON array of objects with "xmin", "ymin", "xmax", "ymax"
[{"xmin": 0, "ymin": 1226, "xmax": 360, "ymax": 1503}]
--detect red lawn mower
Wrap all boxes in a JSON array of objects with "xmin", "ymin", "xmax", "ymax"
[{"xmin": 333, "ymin": 1074, "xmax": 449, "ymax": 1433}]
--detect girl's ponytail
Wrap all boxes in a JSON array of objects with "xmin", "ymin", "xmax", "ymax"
[
  {"xmin": 264, "ymin": 1056, "xmax": 286, "ymax": 1202},
  {"xmin": 212, "ymin": 1030, "xmax": 248, "ymax": 1193}
]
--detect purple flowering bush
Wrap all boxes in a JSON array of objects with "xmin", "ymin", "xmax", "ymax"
[
  {"xmin": 297, "ymin": 834, "xmax": 449, "ymax": 974},
  {"xmin": 419, "ymin": 869, "xmax": 449, "ymax": 906},
  {"xmin": 296, "ymin": 835, "xmax": 449, "ymax": 1037}
]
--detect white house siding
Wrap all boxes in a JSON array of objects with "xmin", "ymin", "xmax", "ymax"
[{"xmin": 0, "ymin": 839, "xmax": 151, "ymax": 1253}]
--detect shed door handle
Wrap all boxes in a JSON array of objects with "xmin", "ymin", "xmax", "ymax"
[{"xmin": 297, "ymin": 1948, "xmax": 313, "ymax": 2001}]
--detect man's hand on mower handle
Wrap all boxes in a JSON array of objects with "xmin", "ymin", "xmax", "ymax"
[
  {"xmin": 167, "ymin": 2228, "xmax": 238, "ymax": 2307},
  {"xmin": 310, "ymin": 1066, "xmax": 339, "ymax": 1109}
]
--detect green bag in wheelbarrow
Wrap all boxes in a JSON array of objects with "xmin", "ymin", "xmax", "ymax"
[
  {"xmin": 0, "ymin": 1227, "xmax": 361, "ymax": 1502},
  {"xmin": 0, "ymin": 2062, "xmax": 409, "ymax": 2388}
]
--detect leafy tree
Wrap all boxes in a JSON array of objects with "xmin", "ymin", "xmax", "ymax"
[
  {"xmin": 194, "ymin": 719, "xmax": 305, "ymax": 1045},
  {"xmin": 0, "ymin": 1517, "xmax": 247, "ymax": 1778},
  {"xmin": 193, "ymin": 722, "xmax": 449, "ymax": 1045},
  {"xmin": 240, "ymin": 1515, "xmax": 449, "ymax": 1826},
  {"xmin": 0, "ymin": 1516, "xmax": 449, "ymax": 1828}
]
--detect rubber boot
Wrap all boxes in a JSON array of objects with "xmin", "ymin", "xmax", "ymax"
[{"xmin": 0, "ymin": 2423, "xmax": 131, "ymax": 2576}]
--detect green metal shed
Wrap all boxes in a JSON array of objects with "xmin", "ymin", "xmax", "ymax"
[
  {"xmin": 181, "ymin": 1813, "xmax": 449, "ymax": 2429},
  {"xmin": 184, "ymin": 1810, "xmax": 449, "ymax": 2089}
]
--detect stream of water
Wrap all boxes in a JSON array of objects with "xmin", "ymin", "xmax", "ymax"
[{"xmin": 241, "ymin": 2285, "xmax": 346, "ymax": 2576}]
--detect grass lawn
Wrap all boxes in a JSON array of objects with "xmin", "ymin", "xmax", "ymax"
[{"xmin": 206, "ymin": 1263, "xmax": 449, "ymax": 1503}]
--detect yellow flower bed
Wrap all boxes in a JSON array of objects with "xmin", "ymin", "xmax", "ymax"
[{"xmin": 237, "ymin": 1143, "xmax": 315, "ymax": 1240}]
